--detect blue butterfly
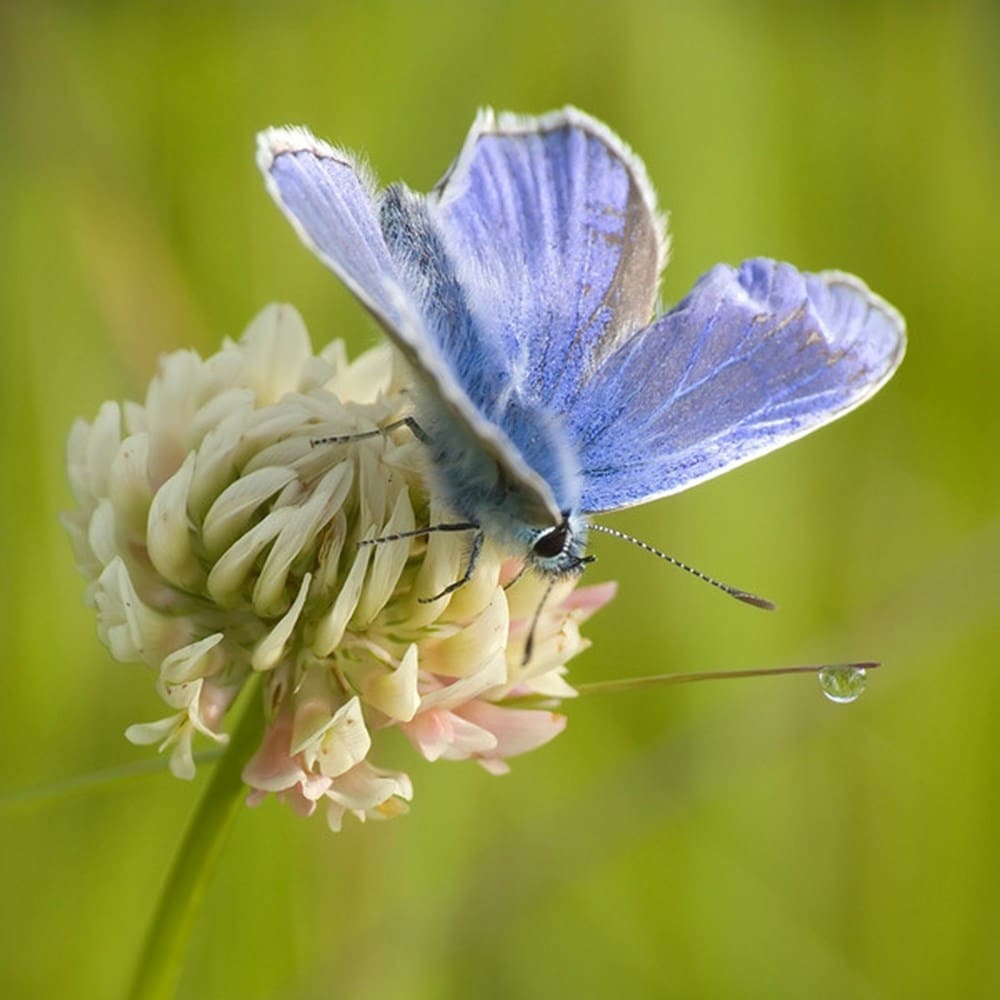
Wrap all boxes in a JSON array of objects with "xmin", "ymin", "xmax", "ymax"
[{"xmin": 257, "ymin": 107, "xmax": 905, "ymax": 591}]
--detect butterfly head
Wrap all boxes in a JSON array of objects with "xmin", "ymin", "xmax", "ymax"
[{"xmin": 525, "ymin": 511, "xmax": 593, "ymax": 578}]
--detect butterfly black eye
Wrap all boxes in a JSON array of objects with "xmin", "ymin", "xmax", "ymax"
[{"xmin": 533, "ymin": 524, "xmax": 568, "ymax": 559}]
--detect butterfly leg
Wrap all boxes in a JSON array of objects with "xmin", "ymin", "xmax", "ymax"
[
  {"xmin": 357, "ymin": 522, "xmax": 483, "ymax": 601},
  {"xmin": 312, "ymin": 416, "xmax": 429, "ymax": 446},
  {"xmin": 418, "ymin": 528, "xmax": 485, "ymax": 603}
]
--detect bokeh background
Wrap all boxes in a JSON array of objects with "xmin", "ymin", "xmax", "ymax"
[{"xmin": 2, "ymin": 2, "xmax": 998, "ymax": 997}]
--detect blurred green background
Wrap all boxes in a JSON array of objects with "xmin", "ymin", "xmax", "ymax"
[{"xmin": 2, "ymin": 1, "xmax": 998, "ymax": 997}]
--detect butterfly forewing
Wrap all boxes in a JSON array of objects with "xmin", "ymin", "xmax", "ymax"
[
  {"xmin": 258, "ymin": 126, "xmax": 564, "ymax": 527},
  {"xmin": 429, "ymin": 108, "xmax": 667, "ymax": 415}
]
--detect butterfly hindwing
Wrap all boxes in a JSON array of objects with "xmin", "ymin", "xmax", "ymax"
[{"xmin": 569, "ymin": 258, "xmax": 906, "ymax": 513}]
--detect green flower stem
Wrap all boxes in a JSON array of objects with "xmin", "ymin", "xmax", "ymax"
[{"xmin": 130, "ymin": 679, "xmax": 265, "ymax": 1000}]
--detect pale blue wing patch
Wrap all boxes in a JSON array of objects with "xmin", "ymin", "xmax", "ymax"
[
  {"xmin": 571, "ymin": 258, "xmax": 906, "ymax": 513},
  {"xmin": 429, "ymin": 107, "xmax": 668, "ymax": 414},
  {"xmin": 257, "ymin": 127, "xmax": 412, "ymax": 334},
  {"xmin": 257, "ymin": 127, "xmax": 566, "ymax": 527}
]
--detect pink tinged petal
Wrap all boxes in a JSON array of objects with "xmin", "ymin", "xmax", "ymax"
[
  {"xmin": 498, "ymin": 558, "xmax": 526, "ymax": 587},
  {"xmin": 238, "ymin": 303, "xmax": 313, "ymax": 405},
  {"xmin": 417, "ymin": 650, "xmax": 508, "ymax": 713},
  {"xmin": 457, "ymin": 701, "xmax": 567, "ymax": 759},
  {"xmin": 206, "ymin": 507, "xmax": 296, "ymax": 607},
  {"xmin": 280, "ymin": 786, "xmax": 321, "ymax": 817},
  {"xmin": 200, "ymin": 465, "xmax": 297, "ymax": 557},
  {"xmin": 310, "ymin": 542, "xmax": 373, "ymax": 656},
  {"xmin": 404, "ymin": 708, "xmax": 497, "ymax": 762},
  {"xmin": 420, "ymin": 591, "xmax": 509, "ymax": 679},
  {"xmin": 242, "ymin": 712, "xmax": 309, "ymax": 793},
  {"xmin": 251, "ymin": 572, "xmax": 311, "ymax": 671},
  {"xmin": 290, "ymin": 666, "xmax": 338, "ymax": 752},
  {"xmin": 354, "ymin": 489, "xmax": 415, "ymax": 626},
  {"xmin": 362, "ymin": 643, "xmax": 420, "ymax": 722},
  {"xmin": 560, "ymin": 580, "xmax": 618, "ymax": 619},
  {"xmin": 299, "ymin": 696, "xmax": 371, "ymax": 778},
  {"xmin": 147, "ymin": 452, "xmax": 203, "ymax": 591},
  {"xmin": 252, "ymin": 464, "xmax": 352, "ymax": 614},
  {"xmin": 198, "ymin": 679, "xmax": 238, "ymax": 731}
]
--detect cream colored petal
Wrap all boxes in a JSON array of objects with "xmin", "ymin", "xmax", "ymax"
[
  {"xmin": 187, "ymin": 394, "xmax": 255, "ymax": 521},
  {"xmin": 125, "ymin": 715, "xmax": 178, "ymax": 746},
  {"xmin": 252, "ymin": 572, "xmax": 311, "ymax": 671},
  {"xmin": 238, "ymin": 303, "xmax": 312, "ymax": 404},
  {"xmin": 304, "ymin": 696, "xmax": 371, "ymax": 778},
  {"xmin": 313, "ymin": 510, "xmax": 348, "ymax": 598},
  {"xmin": 108, "ymin": 432, "xmax": 153, "ymax": 537},
  {"xmin": 311, "ymin": 542, "xmax": 372, "ymax": 656},
  {"xmin": 233, "ymin": 403, "xmax": 316, "ymax": 469},
  {"xmin": 253, "ymin": 464, "xmax": 352, "ymax": 616},
  {"xmin": 147, "ymin": 452, "xmax": 203, "ymax": 591},
  {"xmin": 353, "ymin": 488, "xmax": 414, "ymax": 627},
  {"xmin": 206, "ymin": 507, "xmax": 296, "ymax": 607},
  {"xmin": 326, "ymin": 761, "xmax": 413, "ymax": 810},
  {"xmin": 167, "ymin": 726, "xmax": 197, "ymax": 780},
  {"xmin": 95, "ymin": 557, "xmax": 171, "ymax": 665},
  {"xmin": 405, "ymin": 501, "xmax": 465, "ymax": 625},
  {"xmin": 83, "ymin": 401, "xmax": 123, "ymax": 501},
  {"xmin": 144, "ymin": 349, "xmax": 201, "ymax": 489},
  {"xmin": 362, "ymin": 643, "xmax": 420, "ymax": 722},
  {"xmin": 188, "ymin": 386, "xmax": 255, "ymax": 448},
  {"xmin": 420, "ymin": 590, "xmax": 509, "ymax": 679},
  {"xmin": 160, "ymin": 633, "xmax": 225, "ymax": 684},
  {"xmin": 201, "ymin": 465, "xmax": 297, "ymax": 556},
  {"xmin": 87, "ymin": 498, "xmax": 119, "ymax": 568}
]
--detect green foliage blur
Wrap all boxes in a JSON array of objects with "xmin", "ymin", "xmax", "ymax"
[{"xmin": 2, "ymin": 2, "xmax": 997, "ymax": 997}]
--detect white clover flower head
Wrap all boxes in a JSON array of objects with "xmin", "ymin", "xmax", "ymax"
[{"xmin": 63, "ymin": 305, "xmax": 615, "ymax": 831}]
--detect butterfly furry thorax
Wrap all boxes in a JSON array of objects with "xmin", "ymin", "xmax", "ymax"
[{"xmin": 258, "ymin": 107, "xmax": 905, "ymax": 583}]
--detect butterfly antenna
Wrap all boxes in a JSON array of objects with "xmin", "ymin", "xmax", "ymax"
[{"xmin": 588, "ymin": 523, "xmax": 776, "ymax": 610}]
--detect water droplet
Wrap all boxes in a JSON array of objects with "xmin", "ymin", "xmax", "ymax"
[{"xmin": 818, "ymin": 665, "xmax": 867, "ymax": 704}]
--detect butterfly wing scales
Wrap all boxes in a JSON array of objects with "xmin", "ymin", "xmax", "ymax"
[
  {"xmin": 257, "ymin": 126, "xmax": 564, "ymax": 525},
  {"xmin": 429, "ymin": 108, "xmax": 667, "ymax": 415},
  {"xmin": 570, "ymin": 258, "xmax": 906, "ymax": 513}
]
